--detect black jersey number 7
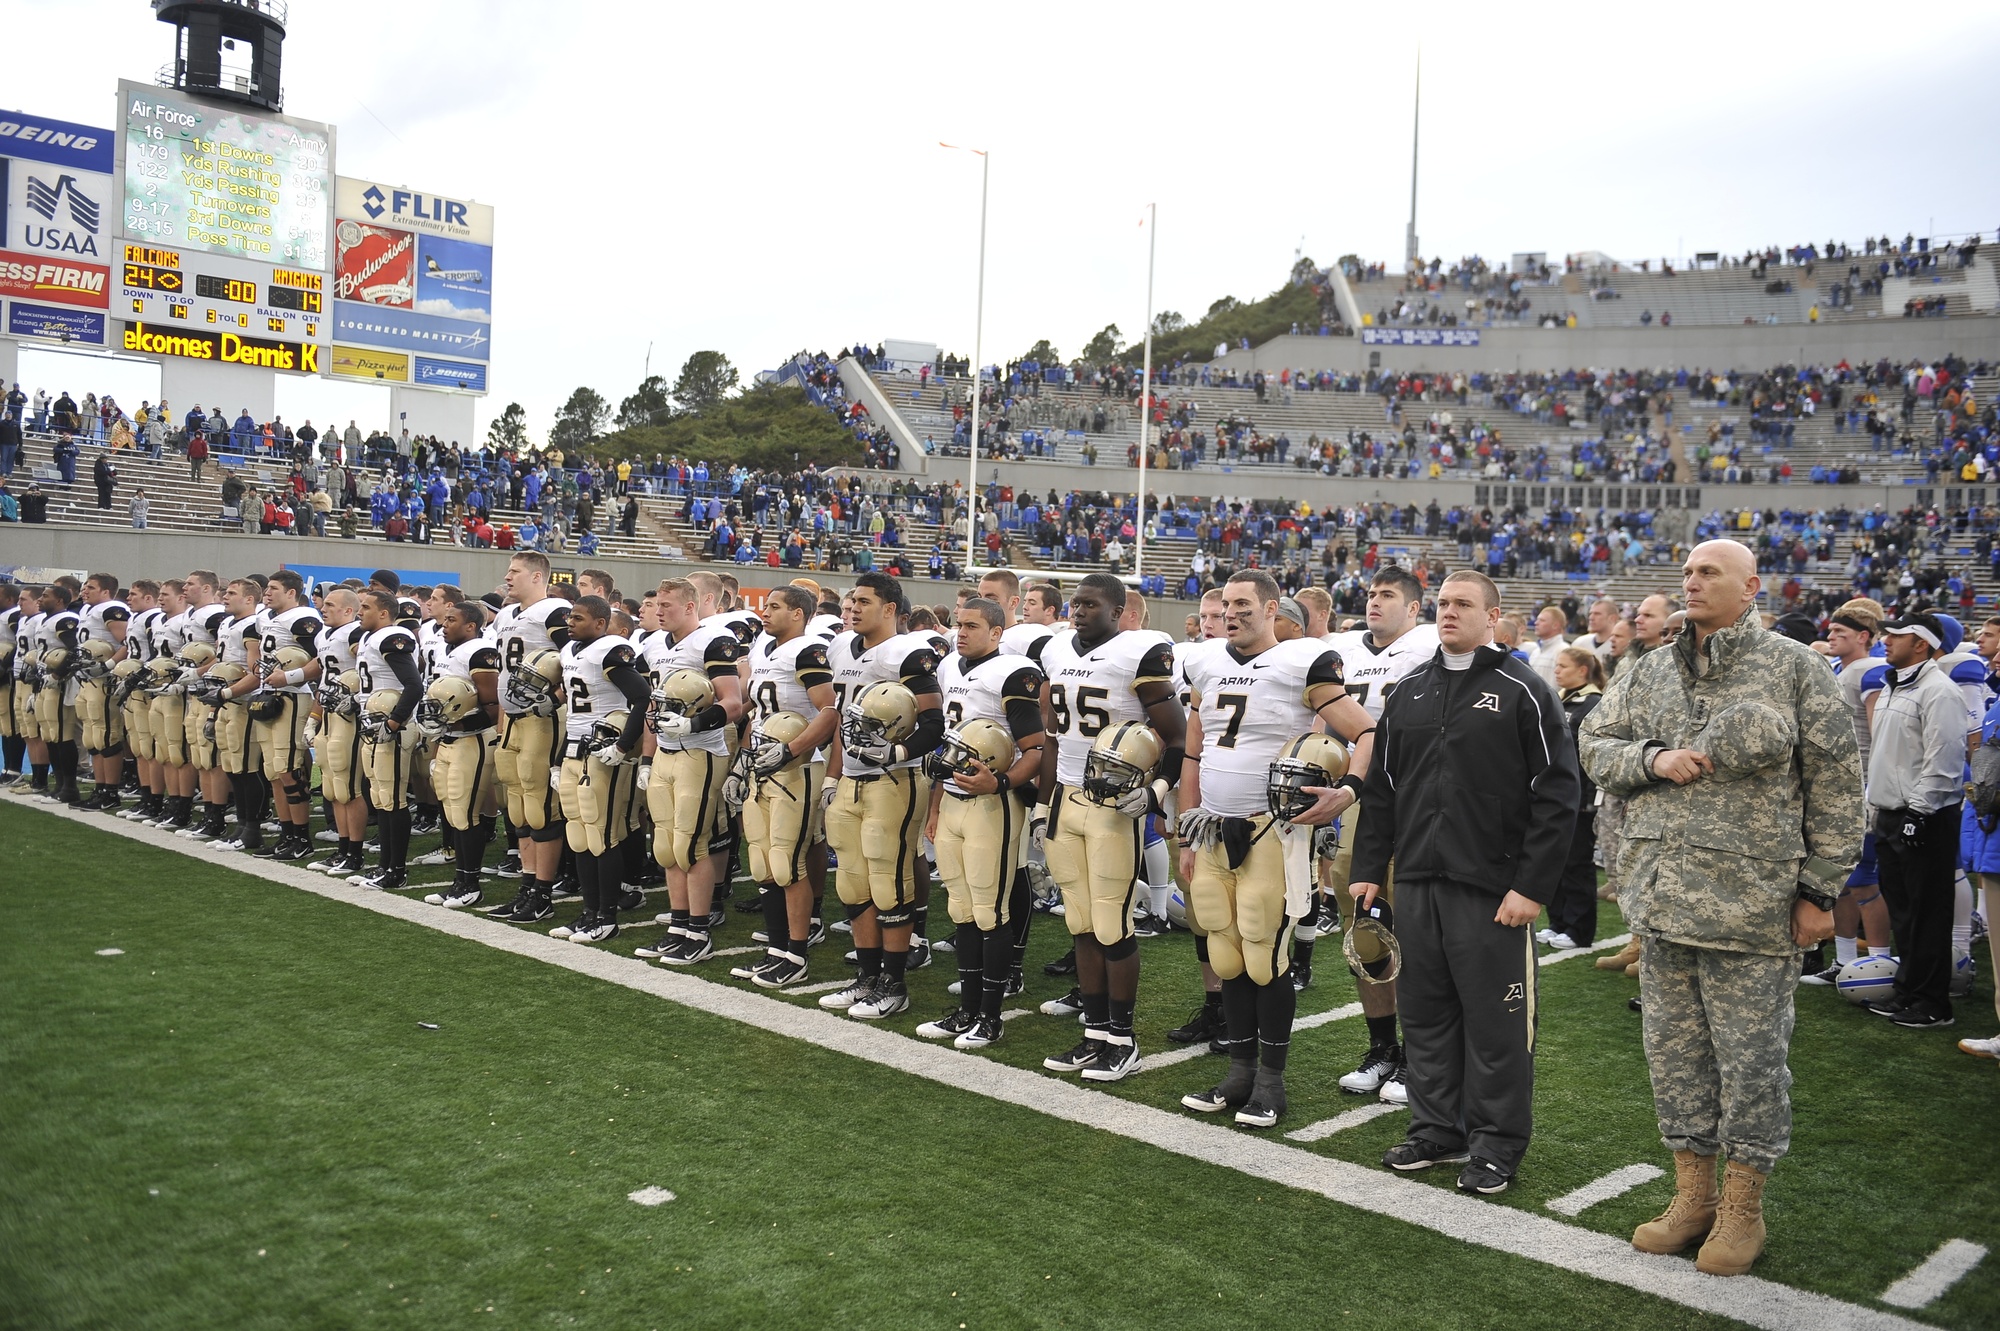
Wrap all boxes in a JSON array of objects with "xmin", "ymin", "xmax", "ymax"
[{"xmin": 1213, "ymin": 692, "xmax": 1248, "ymax": 748}]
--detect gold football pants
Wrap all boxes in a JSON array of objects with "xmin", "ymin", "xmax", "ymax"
[
  {"xmin": 824, "ymin": 768, "xmax": 929, "ymax": 915},
  {"xmin": 934, "ymin": 790, "xmax": 1024, "ymax": 931},
  {"xmin": 432, "ymin": 729, "xmax": 499, "ymax": 831},
  {"xmin": 742, "ymin": 759, "xmax": 824, "ymax": 887},
  {"xmin": 561, "ymin": 751, "xmax": 640, "ymax": 856},
  {"xmin": 1044, "ymin": 783, "xmax": 1143, "ymax": 946},
  {"xmin": 496, "ymin": 711, "xmax": 564, "ymax": 830},
  {"xmin": 646, "ymin": 747, "xmax": 729, "ymax": 870}
]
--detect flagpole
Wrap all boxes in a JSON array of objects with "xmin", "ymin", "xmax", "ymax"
[
  {"xmin": 1136, "ymin": 202, "xmax": 1155, "ymax": 583},
  {"xmin": 970, "ymin": 149, "xmax": 988, "ymax": 563},
  {"xmin": 942, "ymin": 141, "xmax": 990, "ymax": 565}
]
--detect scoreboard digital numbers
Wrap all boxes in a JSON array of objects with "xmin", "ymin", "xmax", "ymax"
[{"xmin": 117, "ymin": 243, "xmax": 328, "ymax": 344}]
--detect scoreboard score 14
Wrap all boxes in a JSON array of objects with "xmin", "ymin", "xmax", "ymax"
[{"xmin": 118, "ymin": 243, "xmax": 328, "ymax": 344}]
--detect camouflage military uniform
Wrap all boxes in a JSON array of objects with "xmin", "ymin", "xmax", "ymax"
[{"xmin": 1581, "ymin": 604, "xmax": 1862, "ymax": 1171}]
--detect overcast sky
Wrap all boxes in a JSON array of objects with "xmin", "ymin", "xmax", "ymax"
[{"xmin": 11, "ymin": 0, "xmax": 2000, "ymax": 443}]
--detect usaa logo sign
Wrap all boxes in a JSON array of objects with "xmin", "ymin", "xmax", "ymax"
[{"xmin": 361, "ymin": 184, "xmax": 468, "ymax": 229}]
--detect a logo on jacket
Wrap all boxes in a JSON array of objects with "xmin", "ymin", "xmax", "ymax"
[{"xmin": 1474, "ymin": 692, "xmax": 1500, "ymax": 712}]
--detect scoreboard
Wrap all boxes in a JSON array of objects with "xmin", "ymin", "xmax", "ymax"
[{"xmin": 117, "ymin": 242, "xmax": 328, "ymax": 345}]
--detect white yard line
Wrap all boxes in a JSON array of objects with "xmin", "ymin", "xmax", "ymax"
[
  {"xmin": 1546, "ymin": 1164, "xmax": 1666, "ymax": 1217},
  {"xmin": 20, "ymin": 802, "xmax": 1934, "ymax": 1331},
  {"xmin": 779, "ymin": 979, "xmax": 855, "ymax": 997},
  {"xmin": 1880, "ymin": 1239, "xmax": 1987, "ymax": 1309},
  {"xmin": 1284, "ymin": 1101, "xmax": 1403, "ymax": 1143},
  {"xmin": 1139, "ymin": 1000, "xmax": 1365, "ymax": 1076},
  {"xmin": 1540, "ymin": 934, "xmax": 1633, "ymax": 968}
]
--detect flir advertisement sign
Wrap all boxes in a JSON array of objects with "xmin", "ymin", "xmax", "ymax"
[{"xmin": 333, "ymin": 175, "xmax": 492, "ymax": 392}]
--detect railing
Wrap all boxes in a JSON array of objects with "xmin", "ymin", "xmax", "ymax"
[
  {"xmin": 155, "ymin": 0, "xmax": 289, "ymax": 24},
  {"xmin": 153, "ymin": 62, "xmax": 283, "ymax": 108}
]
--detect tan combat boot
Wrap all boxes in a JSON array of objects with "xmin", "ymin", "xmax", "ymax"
[
  {"xmin": 1631, "ymin": 1150, "xmax": 1718, "ymax": 1254},
  {"xmin": 1596, "ymin": 938, "xmax": 1641, "ymax": 971},
  {"xmin": 1694, "ymin": 1161, "xmax": 1768, "ymax": 1276}
]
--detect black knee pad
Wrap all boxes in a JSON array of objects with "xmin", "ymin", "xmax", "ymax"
[
  {"xmin": 1102, "ymin": 935, "xmax": 1138, "ymax": 962},
  {"xmin": 531, "ymin": 821, "xmax": 566, "ymax": 844},
  {"xmin": 843, "ymin": 900, "xmax": 873, "ymax": 923},
  {"xmin": 877, "ymin": 905, "xmax": 915, "ymax": 929},
  {"xmin": 282, "ymin": 773, "xmax": 309, "ymax": 804},
  {"xmin": 1194, "ymin": 936, "xmax": 1210, "ymax": 964}
]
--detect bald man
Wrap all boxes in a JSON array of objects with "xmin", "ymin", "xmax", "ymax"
[{"xmin": 1581, "ymin": 540, "xmax": 1859, "ymax": 1277}]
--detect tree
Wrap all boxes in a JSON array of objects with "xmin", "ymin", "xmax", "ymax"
[
  {"xmin": 548, "ymin": 386, "xmax": 610, "ymax": 452},
  {"xmin": 1150, "ymin": 310, "xmax": 1186, "ymax": 339},
  {"xmin": 616, "ymin": 375, "xmax": 673, "ymax": 430},
  {"xmin": 1205, "ymin": 296, "xmax": 1240, "ymax": 318},
  {"xmin": 485, "ymin": 401, "xmax": 529, "ymax": 453},
  {"xmin": 1079, "ymin": 323, "xmax": 1122, "ymax": 363},
  {"xmin": 1291, "ymin": 254, "xmax": 1321, "ymax": 284},
  {"xmin": 1021, "ymin": 338, "xmax": 1060, "ymax": 364},
  {"xmin": 670, "ymin": 350, "xmax": 739, "ymax": 415}
]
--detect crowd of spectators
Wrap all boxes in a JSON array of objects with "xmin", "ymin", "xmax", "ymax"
[{"xmin": 788, "ymin": 350, "xmax": 902, "ymax": 469}]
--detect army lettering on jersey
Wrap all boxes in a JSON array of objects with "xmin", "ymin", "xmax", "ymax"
[
  {"xmin": 561, "ymin": 635, "xmax": 639, "ymax": 740},
  {"xmin": 641, "ymin": 623, "xmax": 743, "ymax": 756},
  {"xmin": 829, "ymin": 629, "xmax": 941, "ymax": 774},
  {"xmin": 217, "ymin": 613, "xmax": 262, "ymax": 668},
  {"xmin": 127, "ymin": 607, "xmax": 166, "ymax": 663},
  {"xmin": 260, "ymin": 606, "xmax": 325, "ymax": 693},
  {"xmin": 493, "ymin": 597, "xmax": 569, "ymax": 700},
  {"xmin": 1038, "ymin": 629, "xmax": 1176, "ymax": 788},
  {"xmin": 938, "ymin": 649, "xmax": 1045, "ymax": 737},
  {"xmin": 81, "ymin": 599, "xmax": 131, "ymax": 646},
  {"xmin": 1184, "ymin": 637, "xmax": 1348, "ymax": 817},
  {"xmin": 356, "ymin": 625, "xmax": 417, "ymax": 696},
  {"xmin": 1327, "ymin": 622, "xmax": 1438, "ymax": 721}
]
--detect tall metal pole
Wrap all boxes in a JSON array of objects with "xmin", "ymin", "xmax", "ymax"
[
  {"xmin": 969, "ymin": 149, "xmax": 987, "ymax": 563},
  {"xmin": 1405, "ymin": 48, "xmax": 1421, "ymax": 264},
  {"xmin": 1135, "ymin": 202, "xmax": 1155, "ymax": 583}
]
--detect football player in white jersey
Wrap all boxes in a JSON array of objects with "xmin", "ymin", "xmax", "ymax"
[
  {"xmin": 552, "ymin": 596, "xmax": 653, "ymax": 943},
  {"xmin": 729, "ymin": 584, "xmax": 839, "ymax": 988},
  {"xmin": 309, "ymin": 588, "xmax": 370, "ymax": 875},
  {"xmin": 116, "ymin": 580, "xmax": 166, "ymax": 822},
  {"xmin": 1162, "ymin": 586, "xmax": 1233, "ymax": 1046},
  {"xmin": 75, "ymin": 572, "xmax": 132, "ymax": 809},
  {"xmin": 1034, "ymin": 572, "xmax": 1185, "ymax": 1082},
  {"xmin": 253, "ymin": 570, "xmax": 325, "ymax": 860},
  {"xmin": 1322, "ymin": 565, "xmax": 1438, "ymax": 1103},
  {"xmin": 31, "ymin": 584, "xmax": 85, "ymax": 804},
  {"xmin": 638, "ymin": 577, "xmax": 746, "ymax": 964},
  {"xmin": 206, "ymin": 578, "xmax": 268, "ymax": 851},
  {"xmin": 420, "ymin": 600, "xmax": 505, "ymax": 908},
  {"xmin": 349, "ymin": 589, "xmax": 425, "ymax": 889},
  {"xmin": 1176, "ymin": 570, "xmax": 1375, "ymax": 1127},
  {"xmin": 487, "ymin": 553, "xmax": 573, "ymax": 920},
  {"xmin": 174, "ymin": 571, "xmax": 235, "ymax": 838},
  {"xmin": 142, "ymin": 579, "xmax": 195, "ymax": 828},
  {"xmin": 814, "ymin": 572, "xmax": 948, "ymax": 1020},
  {"xmin": 916, "ymin": 596, "xmax": 1047, "ymax": 1048}
]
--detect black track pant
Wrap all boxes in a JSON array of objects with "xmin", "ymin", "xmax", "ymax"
[
  {"xmin": 1546, "ymin": 809, "xmax": 1598, "ymax": 946},
  {"xmin": 1398, "ymin": 875, "xmax": 1538, "ymax": 1174},
  {"xmin": 1875, "ymin": 803, "xmax": 1960, "ymax": 1019}
]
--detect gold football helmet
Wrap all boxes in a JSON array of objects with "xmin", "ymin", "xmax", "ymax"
[
  {"xmin": 416, "ymin": 675, "xmax": 483, "ymax": 736},
  {"xmin": 39, "ymin": 646, "xmax": 74, "ymax": 678},
  {"xmin": 267, "ymin": 644, "xmax": 315, "ymax": 673},
  {"xmin": 1267, "ymin": 731, "xmax": 1351, "ymax": 823},
  {"xmin": 937, "ymin": 717, "xmax": 1015, "ymax": 776},
  {"xmin": 841, "ymin": 680, "xmax": 917, "ymax": 750},
  {"xmin": 110, "ymin": 657, "xmax": 146, "ymax": 683},
  {"xmin": 653, "ymin": 668, "xmax": 718, "ymax": 717},
  {"xmin": 176, "ymin": 642, "xmax": 218, "ymax": 669},
  {"xmin": 505, "ymin": 648, "xmax": 565, "ymax": 715},
  {"xmin": 756, "ymin": 710, "xmax": 811, "ymax": 749},
  {"xmin": 1081, "ymin": 721, "xmax": 1162, "ymax": 805},
  {"xmin": 206, "ymin": 662, "xmax": 248, "ymax": 688},
  {"xmin": 360, "ymin": 688, "xmax": 403, "ymax": 739},
  {"xmin": 320, "ymin": 669, "xmax": 363, "ymax": 718}
]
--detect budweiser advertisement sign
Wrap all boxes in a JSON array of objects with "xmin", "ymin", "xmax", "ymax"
[{"xmin": 334, "ymin": 217, "xmax": 415, "ymax": 307}]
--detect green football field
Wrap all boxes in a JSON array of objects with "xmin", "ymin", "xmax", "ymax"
[{"xmin": 1, "ymin": 798, "xmax": 1994, "ymax": 1331}]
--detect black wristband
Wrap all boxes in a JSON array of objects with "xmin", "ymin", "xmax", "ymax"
[
  {"xmin": 690, "ymin": 703, "xmax": 729, "ymax": 733},
  {"xmin": 994, "ymin": 772, "xmax": 1012, "ymax": 794},
  {"xmin": 1336, "ymin": 773, "xmax": 1363, "ymax": 796}
]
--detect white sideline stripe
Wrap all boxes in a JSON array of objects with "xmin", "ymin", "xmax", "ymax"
[
  {"xmin": 1284, "ymin": 1101, "xmax": 1402, "ymax": 1143},
  {"xmin": 781, "ymin": 979, "xmax": 854, "ymax": 996},
  {"xmin": 1139, "ymin": 1001, "xmax": 1366, "ymax": 1076},
  {"xmin": 1545, "ymin": 1164, "xmax": 1666, "ymax": 1217},
  {"xmin": 1880, "ymin": 1239, "xmax": 1987, "ymax": 1309},
  {"xmin": 1540, "ymin": 934, "xmax": 1632, "ymax": 968},
  {"xmin": 20, "ymin": 802, "xmax": 1933, "ymax": 1331}
]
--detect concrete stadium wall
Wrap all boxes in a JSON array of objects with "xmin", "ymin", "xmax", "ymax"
[
  {"xmin": 1204, "ymin": 318, "xmax": 2000, "ymax": 378},
  {"xmin": 837, "ymin": 356, "xmax": 928, "ymax": 473}
]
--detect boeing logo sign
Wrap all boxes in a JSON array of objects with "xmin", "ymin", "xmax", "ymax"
[{"xmin": 335, "ymin": 176, "xmax": 492, "ymax": 245}]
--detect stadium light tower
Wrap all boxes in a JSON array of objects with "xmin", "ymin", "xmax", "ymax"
[
  {"xmin": 153, "ymin": 0, "xmax": 290, "ymax": 112},
  {"xmin": 1405, "ymin": 48, "xmax": 1421, "ymax": 264},
  {"xmin": 940, "ymin": 142, "xmax": 988, "ymax": 555}
]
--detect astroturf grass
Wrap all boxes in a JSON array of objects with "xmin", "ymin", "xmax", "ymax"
[{"xmin": 1, "ymin": 802, "xmax": 1994, "ymax": 1330}]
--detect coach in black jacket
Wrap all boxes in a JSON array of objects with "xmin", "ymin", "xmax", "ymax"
[{"xmin": 1351, "ymin": 569, "xmax": 1579, "ymax": 1193}]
